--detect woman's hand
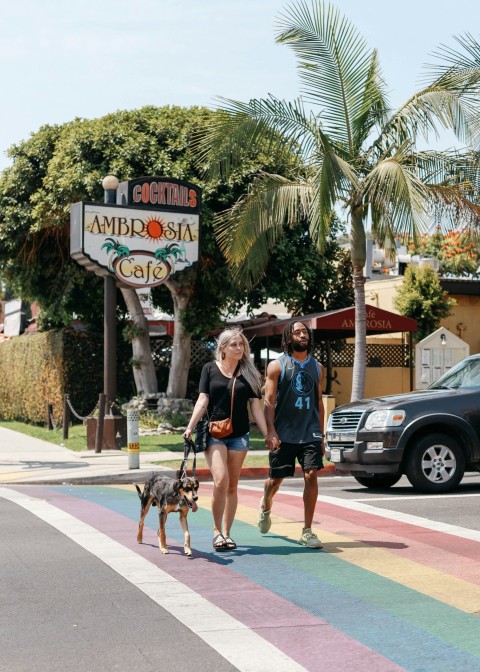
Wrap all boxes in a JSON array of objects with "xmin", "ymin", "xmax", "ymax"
[{"xmin": 183, "ymin": 393, "xmax": 209, "ymax": 441}]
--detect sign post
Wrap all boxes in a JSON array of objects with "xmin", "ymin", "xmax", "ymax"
[
  {"xmin": 70, "ymin": 176, "xmax": 202, "ymax": 452},
  {"xmin": 102, "ymin": 176, "xmax": 119, "ymax": 416}
]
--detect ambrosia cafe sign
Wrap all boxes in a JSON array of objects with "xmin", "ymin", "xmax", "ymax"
[{"xmin": 70, "ymin": 177, "xmax": 202, "ymax": 288}]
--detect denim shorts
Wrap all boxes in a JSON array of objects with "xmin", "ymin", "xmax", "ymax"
[{"xmin": 207, "ymin": 433, "xmax": 250, "ymax": 451}]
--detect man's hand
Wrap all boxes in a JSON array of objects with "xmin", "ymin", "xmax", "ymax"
[{"xmin": 265, "ymin": 435, "xmax": 281, "ymax": 451}]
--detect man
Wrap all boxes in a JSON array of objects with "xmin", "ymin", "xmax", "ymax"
[{"xmin": 258, "ymin": 320, "xmax": 324, "ymax": 548}]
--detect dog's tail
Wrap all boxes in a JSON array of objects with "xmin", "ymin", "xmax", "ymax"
[{"xmin": 134, "ymin": 481, "xmax": 157, "ymax": 508}]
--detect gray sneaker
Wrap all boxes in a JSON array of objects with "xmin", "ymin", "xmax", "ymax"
[
  {"xmin": 298, "ymin": 528, "xmax": 323, "ymax": 548},
  {"xmin": 257, "ymin": 499, "xmax": 271, "ymax": 534}
]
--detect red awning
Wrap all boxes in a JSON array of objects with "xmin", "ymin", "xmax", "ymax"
[{"xmin": 238, "ymin": 305, "xmax": 417, "ymax": 340}]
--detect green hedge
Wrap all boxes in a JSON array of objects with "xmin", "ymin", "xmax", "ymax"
[{"xmin": 0, "ymin": 328, "xmax": 134, "ymax": 425}]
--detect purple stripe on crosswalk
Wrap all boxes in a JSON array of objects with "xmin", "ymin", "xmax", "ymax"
[{"xmin": 14, "ymin": 485, "xmax": 403, "ymax": 672}]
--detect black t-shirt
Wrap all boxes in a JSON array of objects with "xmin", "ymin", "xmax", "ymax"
[{"xmin": 199, "ymin": 361, "xmax": 260, "ymax": 438}]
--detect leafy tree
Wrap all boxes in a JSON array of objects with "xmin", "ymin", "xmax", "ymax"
[
  {"xmin": 0, "ymin": 106, "xmax": 295, "ymax": 398},
  {"xmin": 393, "ymin": 265, "xmax": 455, "ymax": 342},
  {"xmin": 195, "ymin": 0, "xmax": 480, "ymax": 400},
  {"xmin": 401, "ymin": 227, "xmax": 480, "ymax": 277},
  {"xmin": 242, "ymin": 218, "xmax": 353, "ymax": 316}
]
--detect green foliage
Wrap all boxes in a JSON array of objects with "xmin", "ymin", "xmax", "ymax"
[
  {"xmin": 402, "ymin": 227, "xmax": 480, "ymax": 278},
  {"xmin": 0, "ymin": 328, "xmax": 134, "ymax": 424},
  {"xmin": 241, "ymin": 218, "xmax": 353, "ymax": 316},
  {"xmin": 168, "ymin": 411, "xmax": 189, "ymax": 427},
  {"xmin": 0, "ymin": 105, "xmax": 297, "ymax": 336},
  {"xmin": 138, "ymin": 412, "xmax": 160, "ymax": 429},
  {"xmin": 0, "ymin": 331, "xmax": 64, "ymax": 424},
  {"xmin": 123, "ymin": 324, "xmax": 146, "ymax": 342},
  {"xmin": 393, "ymin": 266, "xmax": 456, "ymax": 342}
]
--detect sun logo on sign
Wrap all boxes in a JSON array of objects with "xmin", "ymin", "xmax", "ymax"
[{"xmin": 143, "ymin": 217, "xmax": 166, "ymax": 242}]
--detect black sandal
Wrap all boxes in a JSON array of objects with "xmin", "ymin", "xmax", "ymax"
[
  {"xmin": 224, "ymin": 536, "xmax": 237, "ymax": 549},
  {"xmin": 213, "ymin": 533, "xmax": 228, "ymax": 552}
]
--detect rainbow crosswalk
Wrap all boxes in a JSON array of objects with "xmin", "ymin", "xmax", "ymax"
[{"xmin": 4, "ymin": 482, "xmax": 480, "ymax": 671}]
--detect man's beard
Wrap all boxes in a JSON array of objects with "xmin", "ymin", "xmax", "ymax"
[{"xmin": 292, "ymin": 342, "xmax": 308, "ymax": 352}]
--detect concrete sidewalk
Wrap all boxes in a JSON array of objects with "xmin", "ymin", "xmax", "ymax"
[{"xmin": 0, "ymin": 425, "xmax": 335, "ymax": 485}]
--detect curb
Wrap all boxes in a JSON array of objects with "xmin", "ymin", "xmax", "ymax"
[{"xmin": 4, "ymin": 463, "xmax": 339, "ymax": 486}]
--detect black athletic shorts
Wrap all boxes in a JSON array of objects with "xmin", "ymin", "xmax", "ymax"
[{"xmin": 268, "ymin": 441, "xmax": 324, "ymax": 479}]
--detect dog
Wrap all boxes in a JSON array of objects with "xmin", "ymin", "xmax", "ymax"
[{"xmin": 134, "ymin": 473, "xmax": 199, "ymax": 556}]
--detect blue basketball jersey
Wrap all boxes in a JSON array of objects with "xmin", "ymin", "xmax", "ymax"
[{"xmin": 274, "ymin": 354, "xmax": 323, "ymax": 444}]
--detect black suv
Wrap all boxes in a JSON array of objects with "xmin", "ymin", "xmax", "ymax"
[{"xmin": 325, "ymin": 354, "xmax": 480, "ymax": 493}]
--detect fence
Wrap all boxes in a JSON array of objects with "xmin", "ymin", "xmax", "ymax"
[
  {"xmin": 151, "ymin": 337, "xmax": 412, "ymax": 370},
  {"xmin": 314, "ymin": 343, "xmax": 411, "ymax": 368}
]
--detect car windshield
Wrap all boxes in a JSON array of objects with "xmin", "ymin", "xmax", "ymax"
[{"xmin": 429, "ymin": 357, "xmax": 480, "ymax": 390}]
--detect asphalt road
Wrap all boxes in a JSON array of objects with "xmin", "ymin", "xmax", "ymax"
[
  {"xmin": 264, "ymin": 471, "xmax": 480, "ymax": 531},
  {"xmin": 2, "ymin": 475, "xmax": 480, "ymax": 672},
  {"xmin": 0, "ymin": 496, "xmax": 236, "ymax": 672}
]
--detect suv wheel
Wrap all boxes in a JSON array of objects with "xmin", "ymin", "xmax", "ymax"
[
  {"xmin": 353, "ymin": 474, "xmax": 402, "ymax": 489},
  {"xmin": 405, "ymin": 433, "xmax": 465, "ymax": 493}
]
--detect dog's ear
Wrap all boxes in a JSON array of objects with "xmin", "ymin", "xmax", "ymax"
[{"xmin": 173, "ymin": 479, "xmax": 182, "ymax": 492}]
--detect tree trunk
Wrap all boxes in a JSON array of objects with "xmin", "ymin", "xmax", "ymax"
[
  {"xmin": 120, "ymin": 287, "xmax": 158, "ymax": 396},
  {"xmin": 165, "ymin": 279, "xmax": 193, "ymax": 399},
  {"xmin": 350, "ymin": 202, "xmax": 367, "ymax": 401}
]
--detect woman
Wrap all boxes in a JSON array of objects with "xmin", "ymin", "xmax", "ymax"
[{"xmin": 184, "ymin": 328, "xmax": 268, "ymax": 551}]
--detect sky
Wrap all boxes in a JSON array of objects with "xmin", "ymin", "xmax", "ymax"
[{"xmin": 1, "ymin": 0, "xmax": 480, "ymax": 172}]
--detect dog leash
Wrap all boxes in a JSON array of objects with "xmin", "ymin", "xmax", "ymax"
[{"xmin": 179, "ymin": 437, "xmax": 197, "ymax": 478}]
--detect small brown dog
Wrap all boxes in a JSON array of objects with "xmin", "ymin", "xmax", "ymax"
[{"xmin": 134, "ymin": 473, "xmax": 199, "ymax": 556}]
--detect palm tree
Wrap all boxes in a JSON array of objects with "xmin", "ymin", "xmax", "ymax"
[{"xmin": 195, "ymin": 0, "xmax": 480, "ymax": 400}]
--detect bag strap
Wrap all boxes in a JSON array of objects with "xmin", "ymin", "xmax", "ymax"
[
  {"xmin": 229, "ymin": 375, "xmax": 237, "ymax": 420},
  {"xmin": 179, "ymin": 437, "xmax": 197, "ymax": 478},
  {"xmin": 211, "ymin": 362, "xmax": 240, "ymax": 419}
]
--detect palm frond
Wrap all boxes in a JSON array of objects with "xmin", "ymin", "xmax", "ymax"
[
  {"xmin": 410, "ymin": 149, "xmax": 473, "ymax": 186},
  {"xmin": 378, "ymin": 34, "xmax": 480, "ymax": 149},
  {"xmin": 275, "ymin": 1, "xmax": 377, "ymax": 152},
  {"xmin": 427, "ymin": 185, "xmax": 480, "ymax": 234},
  {"xmin": 192, "ymin": 96, "xmax": 312, "ymax": 179},
  {"xmin": 424, "ymin": 33, "xmax": 480, "ymax": 94},
  {"xmin": 214, "ymin": 173, "xmax": 313, "ymax": 286},
  {"xmin": 389, "ymin": 88, "xmax": 476, "ymax": 146},
  {"xmin": 308, "ymin": 141, "xmax": 359, "ymax": 244},
  {"xmin": 365, "ymin": 150, "xmax": 431, "ymax": 241},
  {"xmin": 353, "ymin": 49, "xmax": 390, "ymax": 149}
]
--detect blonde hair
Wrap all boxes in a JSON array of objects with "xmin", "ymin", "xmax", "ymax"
[{"xmin": 215, "ymin": 328, "xmax": 262, "ymax": 396}]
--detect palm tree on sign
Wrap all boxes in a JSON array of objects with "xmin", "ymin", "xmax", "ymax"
[{"xmin": 195, "ymin": 0, "xmax": 480, "ymax": 400}]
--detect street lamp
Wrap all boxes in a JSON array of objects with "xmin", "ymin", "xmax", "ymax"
[
  {"xmin": 103, "ymin": 175, "xmax": 119, "ymax": 413},
  {"xmin": 102, "ymin": 175, "xmax": 119, "ymax": 202}
]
